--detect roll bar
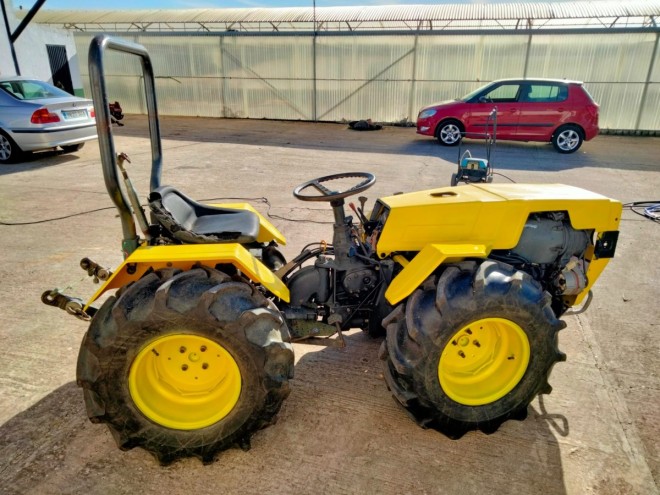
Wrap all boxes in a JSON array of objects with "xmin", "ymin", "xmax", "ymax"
[{"xmin": 88, "ymin": 34, "xmax": 163, "ymax": 256}]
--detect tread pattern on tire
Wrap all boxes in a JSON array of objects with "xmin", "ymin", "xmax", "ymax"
[
  {"xmin": 76, "ymin": 265, "xmax": 294, "ymax": 464},
  {"xmin": 381, "ymin": 260, "xmax": 566, "ymax": 439}
]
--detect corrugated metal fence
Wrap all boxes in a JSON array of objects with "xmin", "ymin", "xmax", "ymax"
[{"xmin": 74, "ymin": 30, "xmax": 660, "ymax": 132}]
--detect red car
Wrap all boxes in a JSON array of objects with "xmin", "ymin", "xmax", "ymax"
[{"xmin": 416, "ymin": 78, "xmax": 599, "ymax": 153}]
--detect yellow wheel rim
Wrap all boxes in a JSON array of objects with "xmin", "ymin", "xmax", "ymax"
[
  {"xmin": 438, "ymin": 318, "xmax": 530, "ymax": 406},
  {"xmin": 129, "ymin": 334, "xmax": 241, "ymax": 430}
]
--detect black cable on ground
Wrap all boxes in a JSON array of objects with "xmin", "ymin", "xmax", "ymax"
[
  {"xmin": 0, "ymin": 196, "xmax": 334, "ymax": 226},
  {"xmin": 492, "ymin": 172, "xmax": 516, "ymax": 183},
  {"xmin": 0, "ymin": 206, "xmax": 116, "ymax": 226},
  {"xmin": 623, "ymin": 201, "xmax": 660, "ymax": 223}
]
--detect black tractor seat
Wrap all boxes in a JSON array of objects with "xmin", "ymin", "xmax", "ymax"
[{"xmin": 149, "ymin": 185, "xmax": 260, "ymax": 244}]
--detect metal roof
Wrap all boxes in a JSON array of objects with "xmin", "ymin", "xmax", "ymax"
[{"xmin": 28, "ymin": 1, "xmax": 660, "ymax": 24}]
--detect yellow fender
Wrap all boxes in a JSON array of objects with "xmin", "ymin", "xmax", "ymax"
[
  {"xmin": 208, "ymin": 202, "xmax": 286, "ymax": 245},
  {"xmin": 385, "ymin": 244, "xmax": 488, "ymax": 305},
  {"xmin": 85, "ymin": 243, "xmax": 290, "ymax": 310}
]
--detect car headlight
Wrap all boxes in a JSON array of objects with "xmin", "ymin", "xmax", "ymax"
[{"xmin": 418, "ymin": 109, "xmax": 437, "ymax": 119}]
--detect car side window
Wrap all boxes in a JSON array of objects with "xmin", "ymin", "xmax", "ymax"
[
  {"xmin": 523, "ymin": 84, "xmax": 568, "ymax": 103},
  {"xmin": 0, "ymin": 82, "xmax": 23, "ymax": 99},
  {"xmin": 18, "ymin": 81, "xmax": 51, "ymax": 99},
  {"xmin": 482, "ymin": 84, "xmax": 521, "ymax": 103}
]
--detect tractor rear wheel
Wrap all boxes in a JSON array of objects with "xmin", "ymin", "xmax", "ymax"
[
  {"xmin": 76, "ymin": 266, "xmax": 294, "ymax": 464},
  {"xmin": 381, "ymin": 260, "xmax": 565, "ymax": 438}
]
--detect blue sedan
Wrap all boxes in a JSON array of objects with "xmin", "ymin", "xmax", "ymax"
[{"xmin": 0, "ymin": 77, "xmax": 97, "ymax": 164}]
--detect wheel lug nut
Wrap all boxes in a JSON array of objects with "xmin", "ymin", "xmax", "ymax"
[
  {"xmin": 200, "ymin": 345, "xmax": 207, "ymax": 352},
  {"xmin": 202, "ymin": 363, "xmax": 209, "ymax": 370},
  {"xmin": 473, "ymin": 340, "xmax": 480, "ymax": 347},
  {"xmin": 179, "ymin": 346, "xmax": 186, "ymax": 353},
  {"xmin": 181, "ymin": 364, "xmax": 188, "ymax": 371},
  {"xmin": 458, "ymin": 350, "xmax": 466, "ymax": 358}
]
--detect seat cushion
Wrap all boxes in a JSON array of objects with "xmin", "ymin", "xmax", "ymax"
[{"xmin": 149, "ymin": 185, "xmax": 259, "ymax": 244}]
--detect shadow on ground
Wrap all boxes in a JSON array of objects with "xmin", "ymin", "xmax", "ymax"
[
  {"xmin": 115, "ymin": 114, "xmax": 659, "ymax": 173},
  {"xmin": 0, "ymin": 331, "xmax": 568, "ymax": 495},
  {"xmin": 0, "ymin": 149, "xmax": 81, "ymax": 176}
]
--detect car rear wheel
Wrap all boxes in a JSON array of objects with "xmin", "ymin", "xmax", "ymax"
[
  {"xmin": 0, "ymin": 131, "xmax": 22, "ymax": 164},
  {"xmin": 61, "ymin": 143, "xmax": 84, "ymax": 153},
  {"xmin": 436, "ymin": 120, "xmax": 463, "ymax": 146},
  {"xmin": 552, "ymin": 125, "xmax": 583, "ymax": 154}
]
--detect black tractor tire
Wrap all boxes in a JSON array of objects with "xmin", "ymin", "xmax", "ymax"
[
  {"xmin": 0, "ymin": 130, "xmax": 23, "ymax": 164},
  {"xmin": 552, "ymin": 124, "xmax": 583, "ymax": 154},
  {"xmin": 76, "ymin": 266, "xmax": 294, "ymax": 464},
  {"xmin": 381, "ymin": 260, "xmax": 566, "ymax": 439},
  {"xmin": 436, "ymin": 119, "xmax": 463, "ymax": 146},
  {"xmin": 61, "ymin": 143, "xmax": 85, "ymax": 153}
]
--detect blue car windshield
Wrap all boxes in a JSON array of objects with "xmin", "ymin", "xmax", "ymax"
[{"xmin": 0, "ymin": 80, "xmax": 71, "ymax": 100}]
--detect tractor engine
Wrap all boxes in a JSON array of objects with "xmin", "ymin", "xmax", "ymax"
[{"xmin": 489, "ymin": 212, "xmax": 592, "ymax": 314}]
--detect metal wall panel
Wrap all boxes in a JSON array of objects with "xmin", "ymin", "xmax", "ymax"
[
  {"xmin": 526, "ymin": 32, "xmax": 656, "ymax": 82},
  {"xmin": 586, "ymin": 82, "xmax": 646, "ymax": 130},
  {"xmin": 223, "ymin": 77, "xmax": 313, "ymax": 120},
  {"xmin": 415, "ymin": 34, "xmax": 527, "ymax": 82},
  {"xmin": 638, "ymin": 83, "xmax": 660, "ymax": 130},
  {"xmin": 73, "ymin": 31, "xmax": 660, "ymax": 131},
  {"xmin": 650, "ymin": 34, "xmax": 660, "ymax": 82},
  {"xmin": 220, "ymin": 36, "xmax": 313, "ymax": 120},
  {"xmin": 137, "ymin": 35, "xmax": 222, "ymax": 77},
  {"xmin": 316, "ymin": 35, "xmax": 414, "ymax": 81},
  {"xmin": 316, "ymin": 35, "xmax": 414, "ymax": 122},
  {"xmin": 316, "ymin": 80, "xmax": 412, "ymax": 123}
]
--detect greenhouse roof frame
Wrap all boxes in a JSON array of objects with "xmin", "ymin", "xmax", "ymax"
[{"xmin": 26, "ymin": 1, "xmax": 660, "ymax": 33}]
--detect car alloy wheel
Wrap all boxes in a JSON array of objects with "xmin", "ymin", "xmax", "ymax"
[
  {"xmin": 0, "ymin": 134, "xmax": 12, "ymax": 162},
  {"xmin": 439, "ymin": 123, "xmax": 462, "ymax": 146},
  {"xmin": 556, "ymin": 129, "xmax": 580, "ymax": 152}
]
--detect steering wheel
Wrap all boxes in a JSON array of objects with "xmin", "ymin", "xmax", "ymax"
[{"xmin": 293, "ymin": 172, "xmax": 375, "ymax": 202}]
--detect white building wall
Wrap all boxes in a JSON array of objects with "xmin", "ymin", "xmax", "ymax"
[
  {"xmin": 0, "ymin": 35, "xmax": 14, "ymax": 76},
  {"xmin": 0, "ymin": 1, "xmax": 16, "ymax": 76},
  {"xmin": 0, "ymin": 1, "xmax": 83, "ymax": 95}
]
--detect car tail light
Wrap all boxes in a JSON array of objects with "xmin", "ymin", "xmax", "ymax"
[
  {"xmin": 31, "ymin": 108, "xmax": 60, "ymax": 124},
  {"xmin": 89, "ymin": 108, "xmax": 95, "ymax": 118}
]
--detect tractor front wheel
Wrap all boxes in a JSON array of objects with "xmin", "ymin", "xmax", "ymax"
[
  {"xmin": 381, "ymin": 260, "xmax": 565, "ymax": 438},
  {"xmin": 76, "ymin": 266, "xmax": 294, "ymax": 464}
]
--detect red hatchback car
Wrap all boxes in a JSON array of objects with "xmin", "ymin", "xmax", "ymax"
[{"xmin": 416, "ymin": 78, "xmax": 599, "ymax": 153}]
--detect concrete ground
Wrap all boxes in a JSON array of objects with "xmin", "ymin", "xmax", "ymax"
[{"xmin": 0, "ymin": 116, "xmax": 658, "ymax": 495}]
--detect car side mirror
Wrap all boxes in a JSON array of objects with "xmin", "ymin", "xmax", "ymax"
[{"xmin": 478, "ymin": 96, "xmax": 488, "ymax": 103}]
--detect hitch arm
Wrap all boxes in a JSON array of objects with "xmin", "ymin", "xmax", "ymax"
[{"xmin": 41, "ymin": 289, "xmax": 97, "ymax": 321}]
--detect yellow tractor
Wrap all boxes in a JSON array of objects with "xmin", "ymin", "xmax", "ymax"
[{"xmin": 44, "ymin": 36, "xmax": 622, "ymax": 464}]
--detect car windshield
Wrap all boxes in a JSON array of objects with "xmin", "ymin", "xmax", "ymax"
[
  {"xmin": 460, "ymin": 82, "xmax": 494, "ymax": 102},
  {"xmin": 0, "ymin": 80, "xmax": 71, "ymax": 101}
]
